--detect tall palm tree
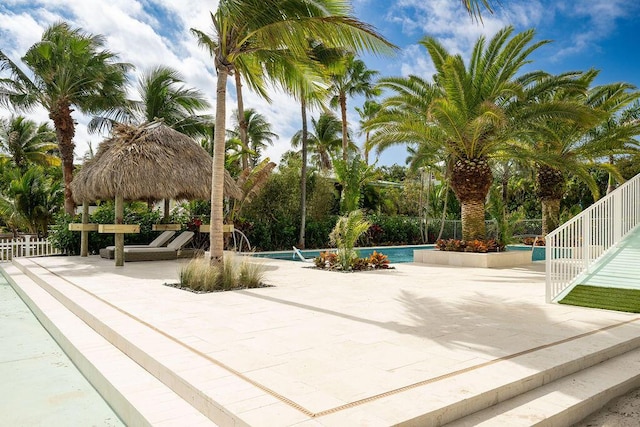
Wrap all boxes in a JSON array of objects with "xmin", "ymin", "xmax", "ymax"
[
  {"xmin": 355, "ymin": 99, "xmax": 381, "ymax": 164},
  {"xmin": 230, "ymin": 108, "xmax": 277, "ymax": 167},
  {"xmin": 368, "ymin": 27, "xmax": 592, "ymax": 240},
  {"xmin": 291, "ymin": 112, "xmax": 345, "ymax": 171},
  {"xmin": 0, "ymin": 22, "xmax": 131, "ymax": 214},
  {"xmin": 0, "ymin": 116, "xmax": 59, "ymax": 170},
  {"xmin": 191, "ymin": 0, "xmax": 394, "ymax": 265},
  {"xmin": 329, "ymin": 54, "xmax": 379, "ymax": 162}
]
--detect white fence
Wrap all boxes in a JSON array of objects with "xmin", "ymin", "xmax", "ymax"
[
  {"xmin": 0, "ymin": 236, "xmax": 61, "ymax": 261},
  {"xmin": 545, "ymin": 173, "xmax": 640, "ymax": 302}
]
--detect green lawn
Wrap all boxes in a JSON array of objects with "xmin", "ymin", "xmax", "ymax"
[{"xmin": 559, "ymin": 285, "xmax": 640, "ymax": 313}]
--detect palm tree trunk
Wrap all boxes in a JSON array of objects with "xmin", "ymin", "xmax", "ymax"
[
  {"xmin": 364, "ymin": 131, "xmax": 370, "ymax": 165},
  {"xmin": 340, "ymin": 93, "xmax": 348, "ymax": 162},
  {"xmin": 235, "ymin": 72, "xmax": 249, "ymax": 170},
  {"xmin": 298, "ymin": 98, "xmax": 308, "ymax": 249},
  {"xmin": 437, "ymin": 183, "xmax": 449, "ymax": 241},
  {"xmin": 461, "ymin": 199, "xmax": 486, "ymax": 240},
  {"xmin": 541, "ymin": 199, "xmax": 560, "ymax": 235},
  {"xmin": 50, "ymin": 105, "xmax": 76, "ymax": 215},
  {"xmin": 607, "ymin": 155, "xmax": 616, "ymax": 194},
  {"xmin": 209, "ymin": 69, "xmax": 229, "ymax": 266}
]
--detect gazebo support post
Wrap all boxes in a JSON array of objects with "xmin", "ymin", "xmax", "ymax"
[
  {"xmin": 114, "ymin": 194, "xmax": 124, "ymax": 267},
  {"xmin": 163, "ymin": 199, "xmax": 170, "ymax": 222},
  {"xmin": 80, "ymin": 202, "xmax": 89, "ymax": 257}
]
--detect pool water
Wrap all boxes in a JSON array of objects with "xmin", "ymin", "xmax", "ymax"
[{"xmin": 252, "ymin": 244, "xmax": 545, "ymax": 263}]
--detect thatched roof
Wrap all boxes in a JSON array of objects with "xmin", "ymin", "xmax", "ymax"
[{"xmin": 72, "ymin": 122, "xmax": 241, "ymax": 203}]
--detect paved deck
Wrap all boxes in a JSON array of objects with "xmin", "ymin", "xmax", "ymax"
[{"xmin": 5, "ymin": 255, "xmax": 640, "ymax": 425}]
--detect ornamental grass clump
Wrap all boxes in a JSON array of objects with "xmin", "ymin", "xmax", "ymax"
[{"xmin": 179, "ymin": 255, "xmax": 266, "ymax": 292}]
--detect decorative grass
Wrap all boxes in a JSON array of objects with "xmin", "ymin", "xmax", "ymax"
[
  {"xmin": 559, "ymin": 285, "xmax": 640, "ymax": 313},
  {"xmin": 178, "ymin": 255, "xmax": 266, "ymax": 292}
]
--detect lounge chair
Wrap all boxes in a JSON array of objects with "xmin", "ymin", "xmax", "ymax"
[
  {"xmin": 123, "ymin": 231, "xmax": 195, "ymax": 262},
  {"xmin": 292, "ymin": 246, "xmax": 313, "ymax": 263},
  {"xmin": 99, "ymin": 230, "xmax": 176, "ymax": 259}
]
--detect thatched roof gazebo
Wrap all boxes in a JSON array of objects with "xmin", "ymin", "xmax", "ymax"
[{"xmin": 72, "ymin": 122, "xmax": 241, "ymax": 266}]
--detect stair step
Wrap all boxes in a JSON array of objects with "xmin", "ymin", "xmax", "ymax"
[
  {"xmin": 444, "ymin": 348, "xmax": 640, "ymax": 426},
  {"xmin": 11, "ymin": 257, "xmax": 293, "ymax": 427},
  {"xmin": 4, "ymin": 263, "xmax": 216, "ymax": 426}
]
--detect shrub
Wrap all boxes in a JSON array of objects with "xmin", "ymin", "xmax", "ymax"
[
  {"xmin": 179, "ymin": 255, "xmax": 266, "ymax": 292},
  {"xmin": 436, "ymin": 239, "xmax": 504, "ymax": 253},
  {"xmin": 329, "ymin": 210, "xmax": 371, "ymax": 271},
  {"xmin": 314, "ymin": 251, "xmax": 338, "ymax": 269},
  {"xmin": 369, "ymin": 251, "xmax": 390, "ymax": 269}
]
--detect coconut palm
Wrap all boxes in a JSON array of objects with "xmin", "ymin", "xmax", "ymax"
[
  {"xmin": 291, "ymin": 112, "xmax": 345, "ymax": 171},
  {"xmin": 0, "ymin": 116, "xmax": 59, "ymax": 170},
  {"xmin": 90, "ymin": 65, "xmax": 211, "ymax": 137},
  {"xmin": 191, "ymin": 0, "xmax": 394, "ymax": 266},
  {"xmin": 367, "ymin": 27, "xmax": 595, "ymax": 240},
  {"xmin": 329, "ymin": 54, "xmax": 379, "ymax": 162},
  {"xmin": 230, "ymin": 108, "xmax": 277, "ymax": 167},
  {"xmin": 355, "ymin": 99, "xmax": 381, "ymax": 164},
  {"xmin": 0, "ymin": 22, "xmax": 131, "ymax": 214}
]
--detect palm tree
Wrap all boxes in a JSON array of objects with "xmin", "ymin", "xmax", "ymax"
[
  {"xmin": 90, "ymin": 65, "xmax": 211, "ymax": 137},
  {"xmin": 355, "ymin": 99, "xmax": 381, "ymax": 164},
  {"xmin": 367, "ymin": 27, "xmax": 592, "ymax": 240},
  {"xmin": 0, "ymin": 22, "xmax": 131, "ymax": 214},
  {"xmin": 191, "ymin": 0, "xmax": 394, "ymax": 266},
  {"xmin": 0, "ymin": 116, "xmax": 59, "ymax": 170},
  {"xmin": 230, "ymin": 108, "xmax": 277, "ymax": 167},
  {"xmin": 291, "ymin": 112, "xmax": 345, "ymax": 171},
  {"xmin": 329, "ymin": 54, "xmax": 379, "ymax": 162},
  {"xmin": 527, "ymin": 76, "xmax": 640, "ymax": 234}
]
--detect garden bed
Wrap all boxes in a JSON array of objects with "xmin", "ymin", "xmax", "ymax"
[{"xmin": 414, "ymin": 249, "xmax": 532, "ymax": 268}]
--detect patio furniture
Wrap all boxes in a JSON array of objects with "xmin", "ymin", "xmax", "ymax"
[
  {"xmin": 292, "ymin": 246, "xmax": 313, "ymax": 263},
  {"xmin": 99, "ymin": 230, "xmax": 176, "ymax": 259},
  {"xmin": 123, "ymin": 231, "xmax": 195, "ymax": 262}
]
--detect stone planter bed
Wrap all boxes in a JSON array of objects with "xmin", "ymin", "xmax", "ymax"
[{"xmin": 414, "ymin": 248, "xmax": 532, "ymax": 268}]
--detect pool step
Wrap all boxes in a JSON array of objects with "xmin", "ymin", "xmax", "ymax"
[{"xmin": 4, "ymin": 262, "xmax": 216, "ymax": 426}]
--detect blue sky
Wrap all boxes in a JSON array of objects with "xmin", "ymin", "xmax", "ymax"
[{"xmin": 1, "ymin": 0, "xmax": 639, "ymax": 167}]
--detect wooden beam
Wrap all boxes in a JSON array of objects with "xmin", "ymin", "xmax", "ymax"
[
  {"xmin": 98, "ymin": 224, "xmax": 141, "ymax": 234},
  {"xmin": 68, "ymin": 223, "xmax": 99, "ymax": 232},
  {"xmin": 152, "ymin": 223, "xmax": 182, "ymax": 231}
]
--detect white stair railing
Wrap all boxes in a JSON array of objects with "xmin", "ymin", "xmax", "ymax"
[{"xmin": 545, "ymin": 173, "xmax": 640, "ymax": 302}]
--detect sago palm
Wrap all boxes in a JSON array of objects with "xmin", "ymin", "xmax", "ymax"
[
  {"xmin": 0, "ymin": 22, "xmax": 131, "ymax": 214},
  {"xmin": 191, "ymin": 0, "xmax": 394, "ymax": 265}
]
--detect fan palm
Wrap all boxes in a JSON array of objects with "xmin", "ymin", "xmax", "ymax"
[
  {"xmin": 192, "ymin": 0, "xmax": 394, "ymax": 265},
  {"xmin": 0, "ymin": 116, "xmax": 59, "ymax": 170},
  {"xmin": 0, "ymin": 22, "xmax": 131, "ymax": 214}
]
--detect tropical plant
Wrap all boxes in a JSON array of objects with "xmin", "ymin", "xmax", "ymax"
[
  {"xmin": 90, "ymin": 65, "xmax": 211, "ymax": 137},
  {"xmin": 229, "ymin": 108, "xmax": 277, "ymax": 167},
  {"xmin": 525, "ymin": 74, "xmax": 640, "ymax": 234},
  {"xmin": 291, "ymin": 112, "xmax": 345, "ymax": 171},
  {"xmin": 329, "ymin": 209, "xmax": 371, "ymax": 270},
  {"xmin": 0, "ymin": 22, "xmax": 131, "ymax": 214},
  {"xmin": 227, "ymin": 158, "xmax": 277, "ymax": 222},
  {"xmin": 3, "ymin": 166, "xmax": 63, "ymax": 237},
  {"xmin": 329, "ymin": 54, "xmax": 379, "ymax": 162},
  {"xmin": 368, "ymin": 27, "xmax": 593, "ymax": 240},
  {"xmin": 0, "ymin": 116, "xmax": 59, "ymax": 170},
  {"xmin": 191, "ymin": 0, "xmax": 394, "ymax": 266},
  {"xmin": 355, "ymin": 99, "xmax": 381, "ymax": 164},
  {"xmin": 333, "ymin": 155, "xmax": 378, "ymax": 213},
  {"xmin": 486, "ymin": 185, "xmax": 524, "ymax": 246}
]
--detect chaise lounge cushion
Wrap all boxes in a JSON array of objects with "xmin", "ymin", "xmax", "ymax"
[{"xmin": 99, "ymin": 230, "xmax": 176, "ymax": 259}]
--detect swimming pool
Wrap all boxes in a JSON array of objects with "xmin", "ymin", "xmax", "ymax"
[{"xmin": 252, "ymin": 244, "xmax": 545, "ymax": 263}]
